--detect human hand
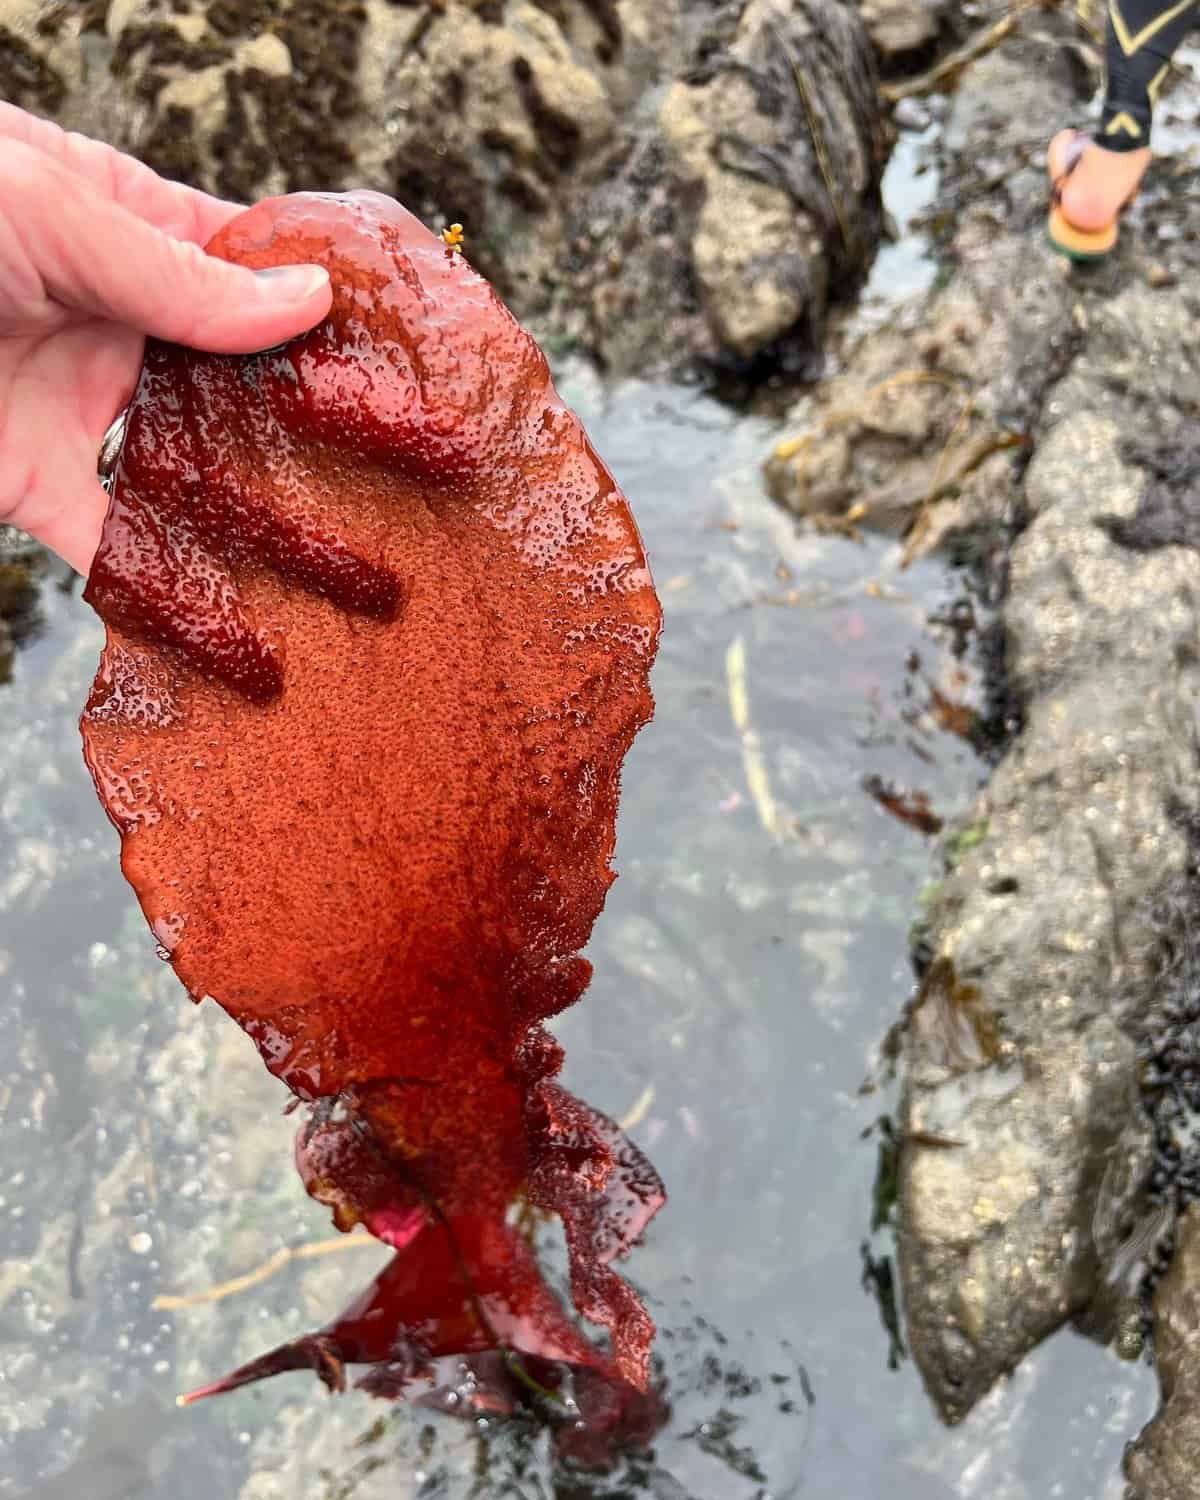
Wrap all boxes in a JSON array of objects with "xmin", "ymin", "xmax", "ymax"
[{"xmin": 0, "ymin": 102, "xmax": 333, "ymax": 576}]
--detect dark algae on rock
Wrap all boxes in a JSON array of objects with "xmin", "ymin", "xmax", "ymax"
[
  {"xmin": 80, "ymin": 189, "xmax": 664, "ymax": 1459},
  {"xmin": 859, "ymin": 9, "xmax": 1200, "ymax": 1489}
]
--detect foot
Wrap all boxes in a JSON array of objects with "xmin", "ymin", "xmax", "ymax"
[{"xmin": 1047, "ymin": 129, "xmax": 1151, "ymax": 229}]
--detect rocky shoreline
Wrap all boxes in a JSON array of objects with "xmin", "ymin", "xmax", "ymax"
[
  {"xmin": 6, "ymin": 0, "xmax": 1200, "ymax": 1494},
  {"xmin": 774, "ymin": 11, "xmax": 1200, "ymax": 1495}
]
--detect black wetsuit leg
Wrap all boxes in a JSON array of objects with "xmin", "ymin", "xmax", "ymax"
[{"xmin": 1101, "ymin": 0, "xmax": 1198, "ymax": 149}]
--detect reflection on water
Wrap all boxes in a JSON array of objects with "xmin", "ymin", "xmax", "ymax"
[
  {"xmin": 844, "ymin": 117, "xmax": 941, "ymax": 341},
  {"xmin": 0, "ymin": 373, "xmax": 1153, "ymax": 1498}
]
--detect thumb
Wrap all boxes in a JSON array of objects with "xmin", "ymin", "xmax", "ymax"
[
  {"xmin": 144, "ymin": 257, "xmax": 333, "ymax": 354},
  {"xmin": 6, "ymin": 142, "xmax": 332, "ymax": 354}
]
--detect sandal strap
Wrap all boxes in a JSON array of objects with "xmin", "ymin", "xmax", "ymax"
[{"xmin": 1050, "ymin": 129, "xmax": 1094, "ymax": 206}]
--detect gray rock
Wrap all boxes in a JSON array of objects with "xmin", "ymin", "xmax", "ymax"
[
  {"xmin": 900, "ymin": 401, "xmax": 1200, "ymax": 1415},
  {"xmin": 764, "ymin": 227, "xmax": 1074, "ymax": 548},
  {"xmin": 765, "ymin": 21, "xmax": 1090, "ymax": 548},
  {"xmin": 899, "ymin": 282, "xmax": 1200, "ymax": 1403},
  {"xmin": 885, "ymin": 8, "xmax": 1200, "ymax": 1473},
  {"xmin": 754, "ymin": 3, "xmax": 1200, "ymax": 1473},
  {"xmin": 0, "ymin": 0, "xmax": 887, "ymax": 372},
  {"xmin": 660, "ymin": 0, "xmax": 884, "ymax": 362},
  {"xmin": 857, "ymin": 0, "xmax": 950, "ymax": 65}
]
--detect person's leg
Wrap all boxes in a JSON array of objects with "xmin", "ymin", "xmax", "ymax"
[
  {"xmin": 1049, "ymin": 0, "xmax": 1195, "ymax": 236},
  {"xmin": 1100, "ymin": 0, "xmax": 1195, "ymax": 147}
]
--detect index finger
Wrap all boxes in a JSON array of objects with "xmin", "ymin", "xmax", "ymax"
[{"xmin": 0, "ymin": 101, "xmax": 244, "ymax": 247}]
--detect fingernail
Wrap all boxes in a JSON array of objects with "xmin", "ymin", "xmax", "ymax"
[{"xmin": 253, "ymin": 264, "xmax": 330, "ymax": 300}]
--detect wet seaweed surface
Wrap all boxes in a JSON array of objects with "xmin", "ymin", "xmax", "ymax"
[
  {"xmin": 80, "ymin": 193, "xmax": 666, "ymax": 1443},
  {"xmin": 0, "ymin": 372, "xmax": 1155, "ymax": 1499},
  {"xmin": 1098, "ymin": 443, "xmax": 1200, "ymax": 554}
]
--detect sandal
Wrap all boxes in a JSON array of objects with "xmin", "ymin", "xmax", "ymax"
[{"xmin": 1046, "ymin": 129, "xmax": 1137, "ymax": 261}]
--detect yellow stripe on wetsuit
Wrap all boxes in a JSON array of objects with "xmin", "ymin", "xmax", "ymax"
[{"xmin": 1102, "ymin": 0, "xmax": 1197, "ymax": 146}]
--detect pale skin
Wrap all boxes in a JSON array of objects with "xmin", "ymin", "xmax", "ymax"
[
  {"xmin": 1047, "ymin": 130, "xmax": 1152, "ymax": 227},
  {"xmin": 0, "ymin": 102, "xmax": 333, "ymax": 578}
]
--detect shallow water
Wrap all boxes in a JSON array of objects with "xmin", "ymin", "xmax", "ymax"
[
  {"xmin": 0, "ymin": 372, "xmax": 1154, "ymax": 1499},
  {"xmin": 849, "ymin": 117, "xmax": 941, "ymax": 337}
]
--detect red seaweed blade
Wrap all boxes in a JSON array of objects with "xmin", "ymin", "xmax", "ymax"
[{"xmin": 79, "ymin": 191, "xmax": 664, "ymax": 1451}]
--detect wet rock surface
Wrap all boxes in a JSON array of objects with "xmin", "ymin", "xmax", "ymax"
[
  {"xmin": 765, "ymin": 8, "xmax": 1200, "ymax": 1490},
  {"xmin": 888, "ymin": 156, "xmax": 1200, "ymax": 1411},
  {"xmin": 0, "ymin": 0, "xmax": 886, "ymax": 372},
  {"xmin": 856, "ymin": 0, "xmax": 952, "ymax": 71},
  {"xmin": 657, "ymin": 0, "xmax": 883, "ymax": 367},
  {"xmin": 766, "ymin": 38, "xmax": 1086, "ymax": 555}
]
